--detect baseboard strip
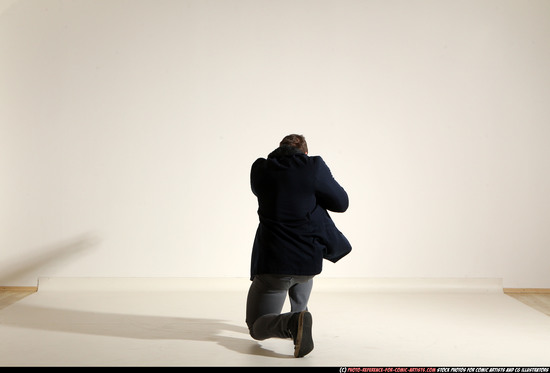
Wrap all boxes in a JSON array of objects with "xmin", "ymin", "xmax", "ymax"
[
  {"xmin": 504, "ymin": 288, "xmax": 550, "ymax": 294},
  {"xmin": 0, "ymin": 286, "xmax": 38, "ymax": 292},
  {"xmin": 3, "ymin": 283, "xmax": 548, "ymax": 294}
]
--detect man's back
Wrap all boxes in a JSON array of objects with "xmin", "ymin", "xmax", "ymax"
[{"xmin": 250, "ymin": 145, "xmax": 348, "ymax": 278}]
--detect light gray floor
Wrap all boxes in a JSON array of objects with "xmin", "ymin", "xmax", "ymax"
[{"xmin": 1, "ymin": 278, "xmax": 549, "ymax": 367}]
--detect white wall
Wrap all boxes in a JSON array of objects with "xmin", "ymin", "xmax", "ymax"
[{"xmin": 2, "ymin": 0, "xmax": 549, "ymax": 287}]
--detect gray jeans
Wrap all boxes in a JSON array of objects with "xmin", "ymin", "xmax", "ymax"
[{"xmin": 246, "ymin": 274, "xmax": 314, "ymax": 340}]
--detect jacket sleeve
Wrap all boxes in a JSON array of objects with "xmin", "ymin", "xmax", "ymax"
[
  {"xmin": 250, "ymin": 158, "xmax": 265, "ymax": 197},
  {"xmin": 314, "ymin": 157, "xmax": 349, "ymax": 213},
  {"xmin": 310, "ymin": 205, "xmax": 352, "ymax": 263}
]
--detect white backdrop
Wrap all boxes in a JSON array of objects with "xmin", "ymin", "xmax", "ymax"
[{"xmin": 1, "ymin": 0, "xmax": 549, "ymax": 287}]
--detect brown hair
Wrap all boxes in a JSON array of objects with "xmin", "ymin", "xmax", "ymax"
[{"xmin": 280, "ymin": 134, "xmax": 308, "ymax": 154}]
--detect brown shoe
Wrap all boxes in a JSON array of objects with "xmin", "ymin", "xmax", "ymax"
[{"xmin": 289, "ymin": 311, "xmax": 314, "ymax": 358}]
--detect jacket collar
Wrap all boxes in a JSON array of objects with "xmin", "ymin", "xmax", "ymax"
[{"xmin": 267, "ymin": 145, "xmax": 305, "ymax": 159}]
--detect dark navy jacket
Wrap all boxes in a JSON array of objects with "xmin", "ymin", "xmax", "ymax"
[{"xmin": 250, "ymin": 146, "xmax": 351, "ymax": 279}]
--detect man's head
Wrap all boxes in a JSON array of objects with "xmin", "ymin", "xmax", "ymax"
[{"xmin": 280, "ymin": 134, "xmax": 308, "ymax": 154}]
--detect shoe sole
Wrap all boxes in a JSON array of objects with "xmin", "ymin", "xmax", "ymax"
[{"xmin": 294, "ymin": 311, "xmax": 314, "ymax": 358}]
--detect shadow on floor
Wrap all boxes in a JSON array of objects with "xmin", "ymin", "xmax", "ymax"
[
  {"xmin": 1, "ymin": 304, "xmax": 291, "ymax": 359},
  {"xmin": 0, "ymin": 234, "xmax": 99, "ymax": 285}
]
